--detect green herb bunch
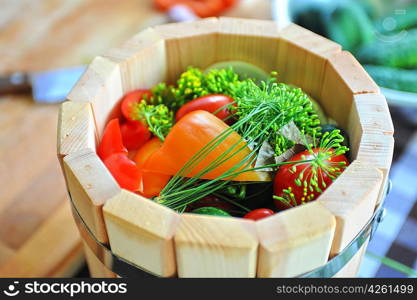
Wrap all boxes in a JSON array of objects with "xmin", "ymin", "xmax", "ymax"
[
  {"xmin": 150, "ymin": 67, "xmax": 242, "ymax": 111},
  {"xmin": 131, "ymin": 100, "xmax": 174, "ymax": 141},
  {"xmin": 232, "ymin": 78, "xmax": 321, "ymax": 155}
]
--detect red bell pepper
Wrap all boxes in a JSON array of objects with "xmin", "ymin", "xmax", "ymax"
[
  {"xmin": 97, "ymin": 119, "xmax": 128, "ymax": 160},
  {"xmin": 120, "ymin": 120, "xmax": 151, "ymax": 151}
]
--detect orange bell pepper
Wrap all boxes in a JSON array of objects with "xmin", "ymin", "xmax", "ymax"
[
  {"xmin": 134, "ymin": 138, "xmax": 171, "ymax": 198},
  {"xmin": 142, "ymin": 110, "xmax": 270, "ymax": 181}
]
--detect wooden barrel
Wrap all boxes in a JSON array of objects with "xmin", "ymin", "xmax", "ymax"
[{"xmin": 57, "ymin": 18, "xmax": 394, "ymax": 278}]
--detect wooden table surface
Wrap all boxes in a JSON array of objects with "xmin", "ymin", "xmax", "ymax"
[{"xmin": 0, "ymin": 0, "xmax": 271, "ymax": 277}]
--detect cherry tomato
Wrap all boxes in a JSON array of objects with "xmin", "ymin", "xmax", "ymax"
[
  {"xmin": 104, "ymin": 153, "xmax": 142, "ymax": 192},
  {"xmin": 134, "ymin": 138, "xmax": 171, "ymax": 198},
  {"xmin": 121, "ymin": 89, "xmax": 152, "ymax": 122},
  {"xmin": 120, "ymin": 120, "xmax": 151, "ymax": 151},
  {"xmin": 175, "ymin": 94, "xmax": 234, "ymax": 123},
  {"xmin": 273, "ymin": 148, "xmax": 349, "ymax": 210},
  {"xmin": 97, "ymin": 119, "xmax": 127, "ymax": 160},
  {"xmin": 244, "ymin": 208, "xmax": 274, "ymax": 221}
]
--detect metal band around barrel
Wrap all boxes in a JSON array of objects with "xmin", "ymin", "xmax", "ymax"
[{"xmin": 69, "ymin": 180, "xmax": 391, "ymax": 278}]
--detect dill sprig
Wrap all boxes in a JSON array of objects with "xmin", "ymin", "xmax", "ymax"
[
  {"xmin": 232, "ymin": 79, "xmax": 321, "ymax": 154},
  {"xmin": 131, "ymin": 100, "xmax": 174, "ymax": 141}
]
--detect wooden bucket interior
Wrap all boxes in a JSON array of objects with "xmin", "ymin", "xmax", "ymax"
[{"xmin": 58, "ymin": 17, "xmax": 394, "ymax": 278}]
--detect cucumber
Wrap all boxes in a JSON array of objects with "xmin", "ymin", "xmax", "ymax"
[
  {"xmin": 376, "ymin": 5, "xmax": 417, "ymax": 34},
  {"xmin": 364, "ymin": 64, "xmax": 417, "ymax": 93},
  {"xmin": 325, "ymin": 1, "xmax": 375, "ymax": 52},
  {"xmin": 204, "ymin": 61, "xmax": 270, "ymax": 82},
  {"xmin": 356, "ymin": 28, "xmax": 417, "ymax": 68},
  {"xmin": 191, "ymin": 207, "xmax": 231, "ymax": 217},
  {"xmin": 293, "ymin": 8, "xmax": 328, "ymax": 37}
]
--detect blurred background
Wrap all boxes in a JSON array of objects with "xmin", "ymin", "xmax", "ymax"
[{"xmin": 0, "ymin": 0, "xmax": 416, "ymax": 278}]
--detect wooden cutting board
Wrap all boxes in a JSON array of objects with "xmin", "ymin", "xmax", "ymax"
[{"xmin": 0, "ymin": 0, "xmax": 271, "ymax": 277}]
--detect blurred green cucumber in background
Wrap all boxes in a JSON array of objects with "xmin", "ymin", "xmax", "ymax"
[
  {"xmin": 292, "ymin": 0, "xmax": 417, "ymax": 94},
  {"xmin": 357, "ymin": 28, "xmax": 417, "ymax": 69}
]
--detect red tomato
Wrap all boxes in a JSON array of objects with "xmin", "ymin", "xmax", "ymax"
[
  {"xmin": 154, "ymin": 0, "xmax": 177, "ymax": 10},
  {"xmin": 120, "ymin": 120, "xmax": 151, "ymax": 151},
  {"xmin": 121, "ymin": 89, "xmax": 152, "ymax": 122},
  {"xmin": 175, "ymin": 94, "xmax": 234, "ymax": 123},
  {"xmin": 187, "ymin": 0, "xmax": 225, "ymax": 17},
  {"xmin": 154, "ymin": 0, "xmax": 226, "ymax": 17},
  {"xmin": 222, "ymin": 0, "xmax": 239, "ymax": 9},
  {"xmin": 244, "ymin": 208, "xmax": 274, "ymax": 221},
  {"xmin": 104, "ymin": 153, "xmax": 142, "ymax": 192},
  {"xmin": 273, "ymin": 148, "xmax": 349, "ymax": 210},
  {"xmin": 134, "ymin": 138, "xmax": 171, "ymax": 198},
  {"xmin": 97, "ymin": 119, "xmax": 127, "ymax": 160}
]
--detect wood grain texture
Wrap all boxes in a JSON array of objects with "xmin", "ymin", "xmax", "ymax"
[
  {"xmin": 356, "ymin": 134, "xmax": 394, "ymax": 206},
  {"xmin": 155, "ymin": 18, "xmax": 219, "ymax": 83},
  {"xmin": 321, "ymin": 51, "xmax": 380, "ymax": 130},
  {"xmin": 348, "ymin": 93, "xmax": 393, "ymax": 155},
  {"xmin": 217, "ymin": 17, "xmax": 281, "ymax": 75},
  {"xmin": 348, "ymin": 93, "xmax": 395, "ymax": 167},
  {"xmin": 349, "ymin": 93, "xmax": 394, "ymax": 136},
  {"xmin": 318, "ymin": 160, "xmax": 383, "ymax": 256},
  {"xmin": 0, "ymin": 0, "xmax": 166, "ymax": 72},
  {"xmin": 0, "ymin": 202, "xmax": 82, "ymax": 277},
  {"xmin": 175, "ymin": 214, "xmax": 258, "ymax": 278},
  {"xmin": 63, "ymin": 149, "xmax": 120, "ymax": 244},
  {"xmin": 348, "ymin": 93, "xmax": 394, "ymax": 205},
  {"xmin": 278, "ymin": 24, "xmax": 341, "ymax": 100},
  {"xmin": 0, "ymin": 242, "xmax": 14, "ymax": 267},
  {"xmin": 57, "ymin": 101, "xmax": 97, "ymax": 161},
  {"xmin": 103, "ymin": 190, "xmax": 180, "ymax": 277},
  {"xmin": 0, "ymin": 0, "xmax": 169, "ymax": 277},
  {"xmin": 256, "ymin": 201, "xmax": 336, "ymax": 277},
  {"xmin": 0, "ymin": 161, "xmax": 67, "ymax": 250},
  {"xmin": 67, "ymin": 56, "xmax": 124, "ymax": 137},
  {"xmin": 104, "ymin": 28, "xmax": 167, "ymax": 93}
]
